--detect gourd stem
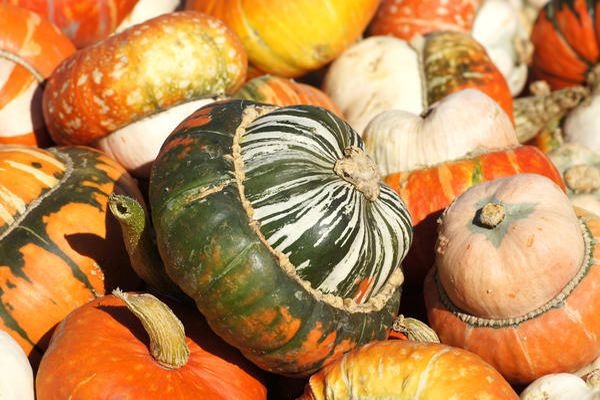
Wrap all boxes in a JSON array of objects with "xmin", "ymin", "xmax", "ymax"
[
  {"xmin": 0, "ymin": 49, "xmax": 45, "ymax": 83},
  {"xmin": 513, "ymin": 82, "xmax": 589, "ymax": 143},
  {"xmin": 392, "ymin": 315, "xmax": 440, "ymax": 343},
  {"xmin": 564, "ymin": 165, "xmax": 600, "ymax": 193},
  {"xmin": 113, "ymin": 289, "xmax": 190, "ymax": 369},
  {"xmin": 334, "ymin": 146, "xmax": 380, "ymax": 201},
  {"xmin": 478, "ymin": 203, "xmax": 505, "ymax": 229},
  {"xmin": 108, "ymin": 193, "xmax": 185, "ymax": 299}
]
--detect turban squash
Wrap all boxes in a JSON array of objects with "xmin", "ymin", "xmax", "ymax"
[
  {"xmin": 0, "ymin": 145, "xmax": 141, "ymax": 367},
  {"xmin": 118, "ymin": 99, "xmax": 413, "ymax": 376},
  {"xmin": 426, "ymin": 174, "xmax": 600, "ymax": 384}
]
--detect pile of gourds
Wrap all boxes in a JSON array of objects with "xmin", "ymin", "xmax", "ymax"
[{"xmin": 1, "ymin": 0, "xmax": 600, "ymax": 398}]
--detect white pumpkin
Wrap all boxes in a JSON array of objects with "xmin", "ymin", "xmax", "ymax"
[
  {"xmin": 362, "ymin": 89, "xmax": 518, "ymax": 176},
  {"xmin": 472, "ymin": 0, "xmax": 531, "ymax": 95},
  {"xmin": 115, "ymin": 0, "xmax": 182, "ymax": 33},
  {"xmin": 564, "ymin": 94, "xmax": 600, "ymax": 154},
  {"xmin": 0, "ymin": 330, "xmax": 34, "ymax": 400}
]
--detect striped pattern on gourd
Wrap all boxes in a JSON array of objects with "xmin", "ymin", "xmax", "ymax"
[{"xmin": 241, "ymin": 107, "xmax": 411, "ymax": 301}]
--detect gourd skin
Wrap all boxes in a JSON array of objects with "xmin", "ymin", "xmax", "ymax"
[
  {"xmin": 299, "ymin": 341, "xmax": 519, "ymax": 400},
  {"xmin": 149, "ymin": 100, "xmax": 412, "ymax": 376},
  {"xmin": 426, "ymin": 174, "xmax": 600, "ymax": 384},
  {"xmin": 0, "ymin": 330, "xmax": 34, "ymax": 400}
]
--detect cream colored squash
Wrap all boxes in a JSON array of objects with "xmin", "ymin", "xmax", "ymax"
[
  {"xmin": 362, "ymin": 89, "xmax": 518, "ymax": 176},
  {"xmin": 472, "ymin": 0, "xmax": 531, "ymax": 96},
  {"xmin": 564, "ymin": 94, "xmax": 600, "ymax": 154},
  {"xmin": 436, "ymin": 173, "xmax": 584, "ymax": 319},
  {"xmin": 0, "ymin": 330, "xmax": 34, "ymax": 400},
  {"xmin": 115, "ymin": 0, "xmax": 181, "ymax": 33}
]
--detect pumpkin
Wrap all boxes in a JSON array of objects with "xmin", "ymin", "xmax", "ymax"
[
  {"xmin": 323, "ymin": 32, "xmax": 513, "ymax": 135},
  {"xmin": 520, "ymin": 370, "xmax": 600, "ymax": 399},
  {"xmin": 36, "ymin": 291, "xmax": 267, "ymax": 399},
  {"xmin": 299, "ymin": 341, "xmax": 519, "ymax": 399},
  {"xmin": 5, "ymin": 0, "xmax": 180, "ymax": 48},
  {"xmin": 425, "ymin": 173, "xmax": 600, "ymax": 384},
  {"xmin": 235, "ymin": 75, "xmax": 343, "ymax": 118},
  {"xmin": 369, "ymin": 0, "xmax": 532, "ymax": 95},
  {"xmin": 549, "ymin": 143, "xmax": 600, "ymax": 216},
  {"xmin": 0, "ymin": 329, "xmax": 33, "ymax": 400},
  {"xmin": 113, "ymin": 99, "xmax": 412, "ymax": 376},
  {"xmin": 42, "ymin": 11, "xmax": 246, "ymax": 177},
  {"xmin": 363, "ymin": 89, "xmax": 518, "ymax": 177},
  {"xmin": 0, "ymin": 4, "xmax": 75, "ymax": 146},
  {"xmin": 185, "ymin": 0, "xmax": 379, "ymax": 78},
  {"xmin": 0, "ymin": 145, "xmax": 142, "ymax": 367}
]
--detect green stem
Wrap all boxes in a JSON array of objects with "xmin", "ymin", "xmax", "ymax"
[
  {"xmin": 108, "ymin": 193, "xmax": 185, "ymax": 299},
  {"xmin": 113, "ymin": 289, "xmax": 189, "ymax": 369}
]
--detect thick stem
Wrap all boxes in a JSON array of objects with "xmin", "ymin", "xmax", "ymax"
[
  {"xmin": 113, "ymin": 289, "xmax": 189, "ymax": 369},
  {"xmin": 514, "ymin": 83, "xmax": 589, "ymax": 143},
  {"xmin": 108, "ymin": 193, "xmax": 185, "ymax": 300},
  {"xmin": 334, "ymin": 146, "xmax": 380, "ymax": 201},
  {"xmin": 0, "ymin": 49, "xmax": 45, "ymax": 83},
  {"xmin": 564, "ymin": 165, "xmax": 600, "ymax": 193},
  {"xmin": 478, "ymin": 203, "xmax": 505, "ymax": 229},
  {"xmin": 392, "ymin": 315, "xmax": 440, "ymax": 343}
]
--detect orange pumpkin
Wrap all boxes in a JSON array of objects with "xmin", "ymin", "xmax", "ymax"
[
  {"xmin": 426, "ymin": 174, "xmax": 600, "ymax": 384},
  {"xmin": 0, "ymin": 4, "xmax": 75, "ymax": 146},
  {"xmin": 36, "ymin": 291, "xmax": 267, "ymax": 399},
  {"xmin": 0, "ymin": 145, "xmax": 142, "ymax": 367},
  {"xmin": 185, "ymin": 0, "xmax": 379, "ymax": 77}
]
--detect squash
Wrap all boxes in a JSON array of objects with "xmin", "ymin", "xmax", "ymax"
[
  {"xmin": 323, "ymin": 32, "xmax": 512, "ymax": 135},
  {"xmin": 185, "ymin": 0, "xmax": 379, "ymax": 78},
  {"xmin": 299, "ymin": 341, "xmax": 518, "ymax": 399},
  {"xmin": 530, "ymin": 0, "xmax": 600, "ymax": 153},
  {"xmin": 42, "ymin": 11, "xmax": 246, "ymax": 177},
  {"xmin": 10, "ymin": 0, "xmax": 180, "ymax": 48},
  {"xmin": 0, "ymin": 329, "xmax": 33, "ymax": 400},
  {"xmin": 235, "ymin": 75, "xmax": 343, "ymax": 118},
  {"xmin": 363, "ymin": 89, "xmax": 517, "ymax": 177},
  {"xmin": 520, "ymin": 372, "xmax": 599, "ymax": 399},
  {"xmin": 425, "ymin": 173, "xmax": 600, "ymax": 384},
  {"xmin": 369, "ymin": 0, "xmax": 531, "ymax": 95},
  {"xmin": 549, "ymin": 143, "xmax": 600, "ymax": 216},
  {"xmin": 0, "ymin": 145, "xmax": 142, "ymax": 367},
  {"xmin": 36, "ymin": 291, "xmax": 267, "ymax": 399},
  {"xmin": 114, "ymin": 99, "xmax": 412, "ymax": 376},
  {"xmin": 0, "ymin": 4, "xmax": 75, "ymax": 146}
]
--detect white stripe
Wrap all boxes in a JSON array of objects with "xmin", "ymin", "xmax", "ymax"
[
  {"xmin": 0, "ymin": 203, "xmax": 15, "ymax": 224},
  {"xmin": 5, "ymin": 161, "xmax": 59, "ymax": 187},
  {"xmin": 0, "ymin": 186, "xmax": 27, "ymax": 214},
  {"xmin": 0, "ymin": 147, "xmax": 66, "ymax": 170}
]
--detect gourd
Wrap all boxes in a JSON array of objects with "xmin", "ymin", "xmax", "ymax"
[
  {"xmin": 10, "ymin": 0, "xmax": 180, "ymax": 48},
  {"xmin": 530, "ymin": 0, "xmax": 600, "ymax": 153},
  {"xmin": 0, "ymin": 145, "xmax": 142, "ymax": 367},
  {"xmin": 185, "ymin": 0, "xmax": 379, "ymax": 77},
  {"xmin": 0, "ymin": 330, "xmax": 33, "ymax": 400},
  {"xmin": 42, "ymin": 11, "xmax": 246, "ymax": 177},
  {"xmin": 369, "ymin": 0, "xmax": 532, "ymax": 95},
  {"xmin": 113, "ymin": 99, "xmax": 413, "ymax": 376},
  {"xmin": 36, "ymin": 291, "xmax": 267, "ymax": 399},
  {"xmin": 363, "ymin": 89, "xmax": 517, "ymax": 176},
  {"xmin": 235, "ymin": 75, "xmax": 343, "ymax": 117},
  {"xmin": 0, "ymin": 4, "xmax": 75, "ymax": 146},
  {"xmin": 426, "ymin": 173, "xmax": 600, "ymax": 384},
  {"xmin": 323, "ymin": 32, "xmax": 512, "ymax": 135},
  {"xmin": 298, "ymin": 341, "xmax": 519, "ymax": 399}
]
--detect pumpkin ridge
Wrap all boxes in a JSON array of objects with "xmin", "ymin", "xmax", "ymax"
[
  {"xmin": 0, "ymin": 149, "xmax": 73, "ymax": 242},
  {"xmin": 433, "ymin": 216, "xmax": 594, "ymax": 327},
  {"xmin": 0, "ymin": 49, "xmax": 45, "ymax": 83},
  {"xmin": 231, "ymin": 105, "xmax": 405, "ymax": 314}
]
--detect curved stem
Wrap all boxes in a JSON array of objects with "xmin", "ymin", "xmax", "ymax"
[
  {"xmin": 0, "ymin": 49, "xmax": 45, "ymax": 83},
  {"xmin": 113, "ymin": 289, "xmax": 189, "ymax": 369},
  {"xmin": 392, "ymin": 315, "xmax": 440, "ymax": 343},
  {"xmin": 108, "ymin": 193, "xmax": 186, "ymax": 300},
  {"xmin": 514, "ymin": 83, "xmax": 589, "ymax": 143}
]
